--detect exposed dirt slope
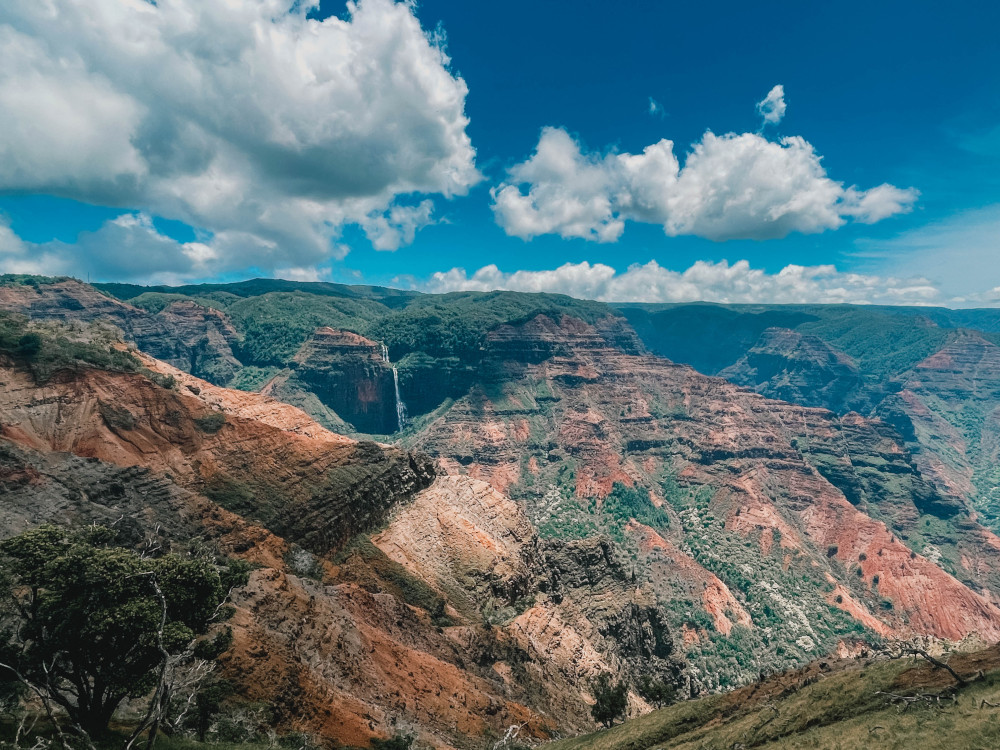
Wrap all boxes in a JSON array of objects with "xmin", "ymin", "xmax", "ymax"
[{"xmin": 0, "ymin": 353, "xmax": 683, "ymax": 747}]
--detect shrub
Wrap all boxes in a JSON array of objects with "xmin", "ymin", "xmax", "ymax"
[
  {"xmin": 148, "ymin": 371, "xmax": 177, "ymax": 389},
  {"xmin": 0, "ymin": 525, "xmax": 236, "ymax": 737},
  {"xmin": 195, "ymin": 411, "xmax": 226, "ymax": 434},
  {"xmin": 636, "ymin": 675, "xmax": 677, "ymax": 708},
  {"xmin": 591, "ymin": 673, "xmax": 628, "ymax": 728},
  {"xmin": 371, "ymin": 734, "xmax": 415, "ymax": 750},
  {"xmin": 16, "ymin": 332, "xmax": 42, "ymax": 356}
]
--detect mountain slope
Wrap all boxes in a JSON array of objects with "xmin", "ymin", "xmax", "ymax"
[
  {"xmin": 408, "ymin": 313, "xmax": 1000, "ymax": 688},
  {"xmin": 542, "ymin": 645, "xmax": 1000, "ymax": 750},
  {"xmin": 0, "ymin": 315, "xmax": 687, "ymax": 747}
]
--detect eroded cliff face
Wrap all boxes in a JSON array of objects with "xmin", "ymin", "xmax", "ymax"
[
  {"xmin": 719, "ymin": 327, "xmax": 867, "ymax": 414},
  {"xmin": 0, "ymin": 351, "xmax": 683, "ymax": 746},
  {"xmin": 7, "ymin": 289, "xmax": 1000, "ymax": 741},
  {"xmin": 264, "ymin": 327, "xmax": 402, "ymax": 434},
  {"xmin": 877, "ymin": 331, "xmax": 1000, "ymax": 526},
  {"xmin": 155, "ymin": 300, "xmax": 242, "ymax": 384},
  {"xmin": 0, "ymin": 352, "xmax": 432, "ymax": 556},
  {"xmin": 408, "ymin": 313, "xmax": 1000, "ymax": 686},
  {"xmin": 372, "ymin": 477, "xmax": 680, "ymax": 716},
  {"xmin": 0, "ymin": 438, "xmax": 544, "ymax": 748}
]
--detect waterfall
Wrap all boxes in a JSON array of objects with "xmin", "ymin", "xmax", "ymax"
[
  {"xmin": 392, "ymin": 366, "xmax": 407, "ymax": 431},
  {"xmin": 381, "ymin": 342, "xmax": 406, "ymax": 431}
]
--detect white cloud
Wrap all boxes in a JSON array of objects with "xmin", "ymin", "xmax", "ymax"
[
  {"xmin": 0, "ymin": 212, "xmax": 222, "ymax": 284},
  {"xmin": 273, "ymin": 266, "xmax": 335, "ymax": 283},
  {"xmin": 648, "ymin": 97, "xmax": 665, "ymax": 118},
  {"xmin": 427, "ymin": 259, "xmax": 953, "ymax": 306},
  {"xmin": 491, "ymin": 128, "xmax": 625, "ymax": 242},
  {"xmin": 0, "ymin": 0, "xmax": 479, "ymax": 274},
  {"xmin": 361, "ymin": 200, "xmax": 436, "ymax": 251},
  {"xmin": 492, "ymin": 107, "xmax": 917, "ymax": 243},
  {"xmin": 757, "ymin": 84, "xmax": 786, "ymax": 127}
]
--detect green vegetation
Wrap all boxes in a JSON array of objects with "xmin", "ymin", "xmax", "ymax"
[
  {"xmin": 543, "ymin": 652, "xmax": 1000, "ymax": 750},
  {"xmin": 226, "ymin": 292, "xmax": 387, "ymax": 366},
  {"xmin": 619, "ymin": 302, "xmax": 960, "ymax": 382},
  {"xmin": 127, "ymin": 293, "xmax": 224, "ymax": 314},
  {"xmin": 194, "ymin": 412, "xmax": 226, "ymax": 434},
  {"xmin": 0, "ymin": 312, "xmax": 141, "ymax": 383},
  {"xmin": 636, "ymin": 675, "xmax": 678, "ymax": 709},
  {"xmin": 590, "ymin": 674, "xmax": 629, "ymax": 728},
  {"xmin": 0, "ymin": 274, "xmax": 72, "ymax": 288},
  {"xmin": 202, "ymin": 477, "xmax": 261, "ymax": 520},
  {"xmin": 655, "ymin": 477, "xmax": 872, "ymax": 690},
  {"xmin": 0, "ymin": 525, "xmax": 248, "ymax": 740},
  {"xmin": 367, "ymin": 290, "xmax": 611, "ymax": 362},
  {"xmin": 602, "ymin": 482, "xmax": 670, "ymax": 534},
  {"xmin": 227, "ymin": 366, "xmax": 280, "ymax": 392}
]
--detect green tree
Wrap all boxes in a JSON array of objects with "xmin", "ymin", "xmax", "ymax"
[
  {"xmin": 590, "ymin": 673, "xmax": 628, "ymax": 728},
  {"xmin": 0, "ymin": 525, "xmax": 243, "ymax": 742},
  {"xmin": 636, "ymin": 675, "xmax": 677, "ymax": 709},
  {"xmin": 191, "ymin": 678, "xmax": 234, "ymax": 742}
]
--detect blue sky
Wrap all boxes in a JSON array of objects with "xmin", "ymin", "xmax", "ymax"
[{"xmin": 0, "ymin": 0, "xmax": 997, "ymax": 304}]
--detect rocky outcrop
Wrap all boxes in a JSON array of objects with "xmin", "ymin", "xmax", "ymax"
[
  {"xmin": 878, "ymin": 331, "xmax": 1000, "ymax": 521},
  {"xmin": 280, "ymin": 327, "xmax": 401, "ymax": 434},
  {"xmin": 0, "ymin": 353, "xmax": 433, "ymax": 556},
  {"xmin": 374, "ymin": 477, "xmax": 681, "ymax": 706},
  {"xmin": 0, "ymin": 279, "xmax": 242, "ymax": 384},
  {"xmin": 155, "ymin": 300, "xmax": 242, "ymax": 383}
]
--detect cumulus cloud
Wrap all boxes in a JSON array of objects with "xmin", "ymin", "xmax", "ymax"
[
  {"xmin": 426, "ymin": 259, "xmax": 948, "ymax": 306},
  {"xmin": 491, "ymin": 100, "xmax": 917, "ymax": 243},
  {"xmin": 0, "ymin": 0, "xmax": 479, "ymax": 275},
  {"xmin": 361, "ymin": 200, "xmax": 437, "ymax": 251},
  {"xmin": 757, "ymin": 84, "xmax": 787, "ymax": 127},
  {"xmin": 491, "ymin": 128, "xmax": 625, "ymax": 242}
]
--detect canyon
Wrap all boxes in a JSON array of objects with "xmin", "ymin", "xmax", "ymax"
[{"xmin": 3, "ymin": 276, "xmax": 1000, "ymax": 747}]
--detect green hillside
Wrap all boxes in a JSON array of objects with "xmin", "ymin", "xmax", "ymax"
[
  {"xmin": 617, "ymin": 302, "xmax": 1000, "ymax": 380},
  {"xmin": 545, "ymin": 647, "xmax": 1000, "ymax": 750}
]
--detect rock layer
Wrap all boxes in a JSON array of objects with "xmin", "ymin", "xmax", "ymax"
[{"xmin": 411, "ymin": 314, "xmax": 1000, "ymax": 649}]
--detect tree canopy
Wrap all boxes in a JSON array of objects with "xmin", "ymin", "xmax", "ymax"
[
  {"xmin": 590, "ymin": 673, "xmax": 628, "ymax": 728},
  {"xmin": 0, "ymin": 525, "xmax": 247, "ymax": 739}
]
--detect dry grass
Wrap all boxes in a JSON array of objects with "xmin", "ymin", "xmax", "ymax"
[{"xmin": 545, "ymin": 646, "xmax": 1000, "ymax": 750}]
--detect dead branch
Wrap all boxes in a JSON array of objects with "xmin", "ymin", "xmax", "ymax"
[
  {"xmin": 898, "ymin": 647, "xmax": 968, "ymax": 686},
  {"xmin": 124, "ymin": 573, "xmax": 170, "ymax": 750},
  {"xmin": 875, "ymin": 689, "xmax": 957, "ymax": 711}
]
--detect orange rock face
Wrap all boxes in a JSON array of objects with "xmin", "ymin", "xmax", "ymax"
[
  {"xmin": 411, "ymin": 313, "xmax": 1000, "ymax": 648},
  {"xmin": 0, "ymin": 353, "xmax": 678, "ymax": 746}
]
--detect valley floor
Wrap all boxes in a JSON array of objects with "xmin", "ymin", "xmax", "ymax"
[{"xmin": 543, "ymin": 645, "xmax": 1000, "ymax": 750}]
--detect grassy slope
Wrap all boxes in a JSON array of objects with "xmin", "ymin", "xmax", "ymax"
[{"xmin": 546, "ymin": 647, "xmax": 1000, "ymax": 750}]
